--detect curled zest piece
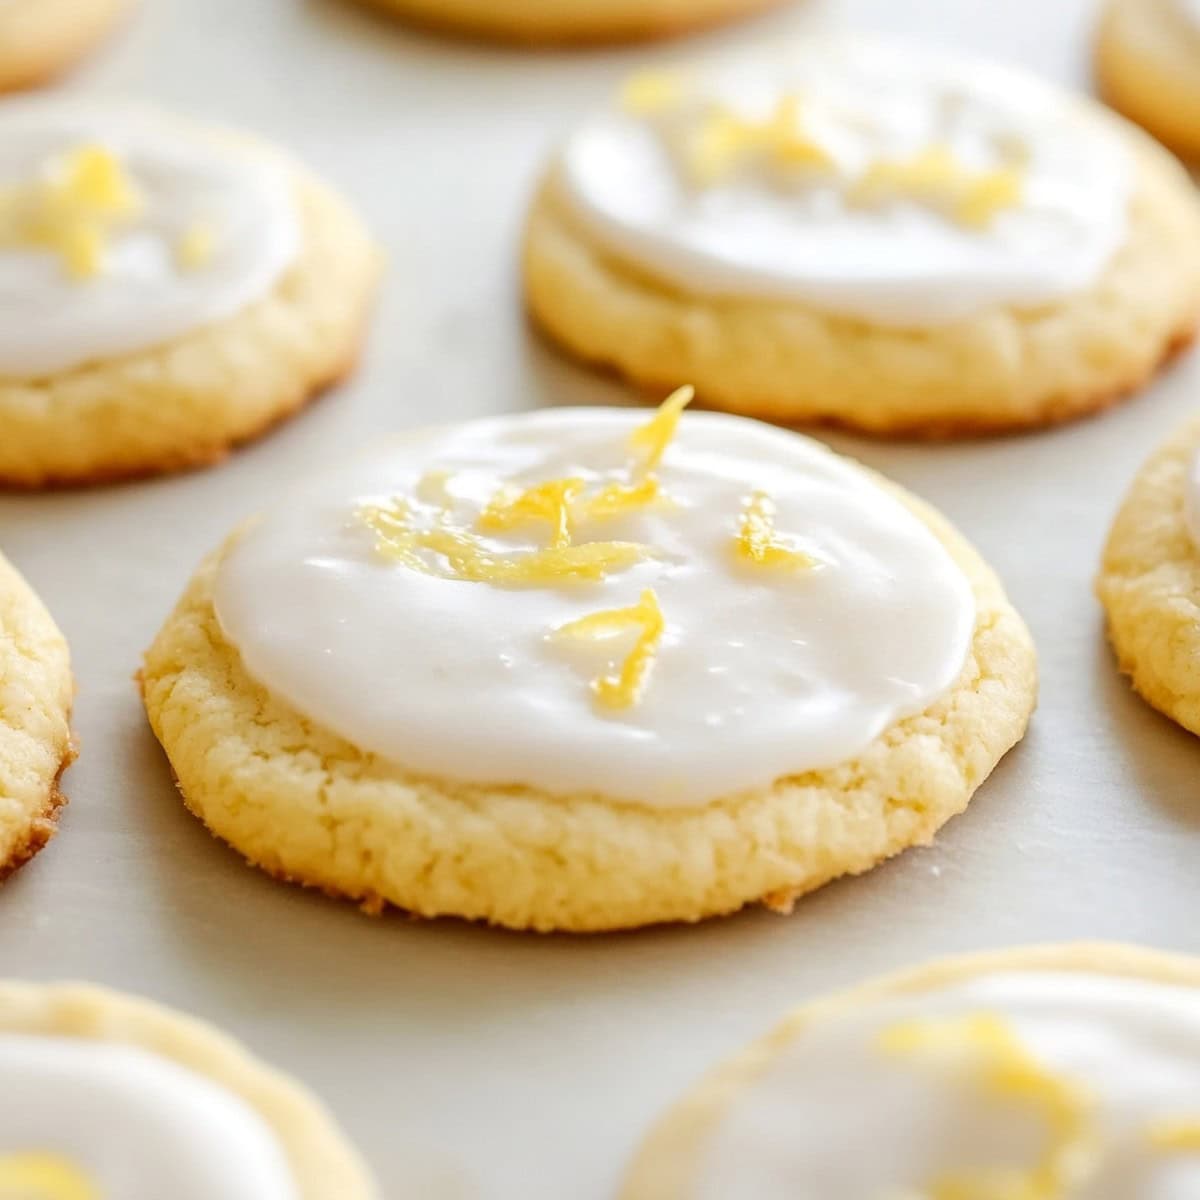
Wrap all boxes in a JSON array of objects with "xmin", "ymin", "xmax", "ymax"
[
  {"xmin": 361, "ymin": 499, "xmax": 651, "ymax": 586},
  {"xmin": 1148, "ymin": 1119, "xmax": 1200, "ymax": 1152},
  {"xmin": 620, "ymin": 71, "xmax": 687, "ymax": 116},
  {"xmin": 0, "ymin": 1153, "xmax": 99, "ymax": 1200},
  {"xmin": 176, "ymin": 219, "xmax": 216, "ymax": 271},
  {"xmin": 629, "ymin": 385, "xmax": 694, "ymax": 473},
  {"xmin": 879, "ymin": 1013, "xmax": 1097, "ymax": 1200},
  {"xmin": 478, "ymin": 477, "xmax": 586, "ymax": 549},
  {"xmin": 735, "ymin": 491, "xmax": 817, "ymax": 571},
  {"xmin": 555, "ymin": 588, "xmax": 665, "ymax": 710},
  {"xmin": 850, "ymin": 145, "xmax": 1024, "ymax": 230},
  {"xmin": 684, "ymin": 95, "xmax": 833, "ymax": 185},
  {"xmin": 0, "ymin": 144, "xmax": 143, "ymax": 280}
]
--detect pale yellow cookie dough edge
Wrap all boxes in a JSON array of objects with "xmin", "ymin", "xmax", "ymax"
[
  {"xmin": 0, "ymin": 0, "xmax": 133, "ymax": 94},
  {"xmin": 0, "ymin": 981, "xmax": 378, "ymax": 1200},
  {"xmin": 0, "ymin": 550, "xmax": 74, "ymax": 881},
  {"xmin": 141, "ymin": 458, "xmax": 1037, "ymax": 933},
  {"xmin": 524, "ymin": 123, "xmax": 1200, "ymax": 436},
  {"xmin": 621, "ymin": 941, "xmax": 1200, "ymax": 1199},
  {"xmin": 1097, "ymin": 412, "xmax": 1200, "ymax": 736}
]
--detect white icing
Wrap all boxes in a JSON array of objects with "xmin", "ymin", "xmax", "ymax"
[
  {"xmin": 692, "ymin": 972, "xmax": 1200, "ymax": 1199},
  {"xmin": 557, "ymin": 41, "xmax": 1131, "ymax": 326},
  {"xmin": 1185, "ymin": 449, "xmax": 1200, "ymax": 551},
  {"xmin": 213, "ymin": 408, "xmax": 975, "ymax": 806},
  {"xmin": 0, "ymin": 101, "xmax": 299, "ymax": 376},
  {"xmin": 0, "ymin": 1034, "xmax": 298, "ymax": 1199}
]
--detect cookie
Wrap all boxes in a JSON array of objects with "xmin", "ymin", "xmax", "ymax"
[
  {"xmin": 623, "ymin": 943, "xmax": 1200, "ymax": 1198},
  {"xmin": 142, "ymin": 397, "xmax": 1036, "ymax": 932},
  {"xmin": 0, "ymin": 100, "xmax": 379, "ymax": 488},
  {"xmin": 351, "ymin": 0, "xmax": 789, "ymax": 46},
  {"xmin": 1096, "ymin": 0, "xmax": 1200, "ymax": 161},
  {"xmin": 0, "ymin": 0, "xmax": 132, "ymax": 94},
  {"xmin": 0, "ymin": 549, "xmax": 73, "ymax": 881},
  {"xmin": 525, "ymin": 40, "xmax": 1200, "ymax": 436},
  {"xmin": 0, "ymin": 981, "xmax": 377, "ymax": 1199},
  {"xmin": 1096, "ymin": 413, "xmax": 1200, "ymax": 736}
]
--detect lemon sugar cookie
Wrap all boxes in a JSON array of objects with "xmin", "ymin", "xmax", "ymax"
[
  {"xmin": 143, "ymin": 394, "xmax": 1036, "ymax": 931},
  {"xmin": 1097, "ymin": 413, "xmax": 1200, "ymax": 736},
  {"xmin": 353, "ymin": 0, "xmax": 789, "ymax": 47},
  {"xmin": 1097, "ymin": 0, "xmax": 1200, "ymax": 161},
  {"xmin": 623, "ymin": 943, "xmax": 1200, "ymax": 1198},
  {"xmin": 0, "ymin": 0, "xmax": 132, "ymax": 93},
  {"xmin": 0, "ymin": 101, "xmax": 379, "ymax": 488},
  {"xmin": 0, "ymin": 549, "xmax": 73, "ymax": 881},
  {"xmin": 525, "ymin": 41, "xmax": 1200, "ymax": 436},
  {"xmin": 0, "ymin": 981, "xmax": 377, "ymax": 1199}
]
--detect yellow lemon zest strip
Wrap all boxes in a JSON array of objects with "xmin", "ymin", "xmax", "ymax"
[
  {"xmin": 576, "ymin": 476, "xmax": 664, "ymax": 522},
  {"xmin": 176, "ymin": 219, "xmax": 215, "ymax": 271},
  {"xmin": 735, "ymin": 491, "xmax": 816, "ymax": 571},
  {"xmin": 1149, "ymin": 1118, "xmax": 1200, "ymax": 1152},
  {"xmin": 0, "ymin": 144, "xmax": 143, "ymax": 280},
  {"xmin": 361, "ymin": 499, "xmax": 651, "ymax": 586},
  {"xmin": 620, "ymin": 71, "xmax": 686, "ymax": 116},
  {"xmin": 684, "ymin": 95, "xmax": 832, "ymax": 184},
  {"xmin": 0, "ymin": 1153, "xmax": 100, "ymax": 1200},
  {"xmin": 880, "ymin": 1013, "xmax": 1096, "ymax": 1200},
  {"xmin": 555, "ymin": 588, "xmax": 665, "ymax": 710},
  {"xmin": 851, "ymin": 144, "xmax": 1023, "ymax": 230},
  {"xmin": 629, "ymin": 385, "xmax": 694, "ymax": 473},
  {"xmin": 478, "ymin": 477, "xmax": 586, "ymax": 549}
]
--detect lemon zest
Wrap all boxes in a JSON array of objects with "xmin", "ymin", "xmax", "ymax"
[
  {"xmin": 555, "ymin": 588, "xmax": 665, "ymax": 709},
  {"xmin": 175, "ymin": 219, "xmax": 215, "ymax": 271},
  {"xmin": 880, "ymin": 1013, "xmax": 1096, "ymax": 1200},
  {"xmin": 620, "ymin": 71, "xmax": 686, "ymax": 116},
  {"xmin": 630, "ymin": 385, "xmax": 694, "ymax": 473},
  {"xmin": 0, "ymin": 144, "xmax": 143, "ymax": 280},
  {"xmin": 0, "ymin": 1153, "xmax": 99, "ymax": 1200},
  {"xmin": 577, "ymin": 476, "xmax": 665, "ymax": 522},
  {"xmin": 1148, "ymin": 1118, "xmax": 1200, "ymax": 1152},
  {"xmin": 361, "ymin": 499, "xmax": 651, "ymax": 586},
  {"xmin": 735, "ymin": 491, "xmax": 816, "ymax": 570},
  {"xmin": 851, "ymin": 144, "xmax": 1023, "ymax": 229},
  {"xmin": 478, "ymin": 477, "xmax": 585, "ymax": 549}
]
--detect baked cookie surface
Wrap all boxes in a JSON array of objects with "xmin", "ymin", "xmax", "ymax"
[
  {"xmin": 0, "ymin": 0, "xmax": 132, "ymax": 93},
  {"xmin": 1097, "ymin": 413, "xmax": 1200, "ymax": 736},
  {"xmin": 143, "ymin": 402, "xmax": 1036, "ymax": 932},
  {"xmin": 525, "ymin": 41, "xmax": 1200, "ymax": 436},
  {"xmin": 1097, "ymin": 0, "xmax": 1200, "ymax": 161},
  {"xmin": 0, "ymin": 102, "xmax": 379, "ymax": 488},
  {"xmin": 0, "ymin": 981, "xmax": 377, "ymax": 1199},
  {"xmin": 352, "ymin": 0, "xmax": 789, "ymax": 46},
  {"xmin": 623, "ymin": 943, "xmax": 1200, "ymax": 1199},
  {"xmin": 0, "ymin": 549, "xmax": 72, "ymax": 881}
]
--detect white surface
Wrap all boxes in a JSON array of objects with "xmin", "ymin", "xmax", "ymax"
[{"xmin": 0, "ymin": 1, "xmax": 1196, "ymax": 1197}]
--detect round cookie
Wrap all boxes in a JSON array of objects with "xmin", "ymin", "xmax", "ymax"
[
  {"xmin": 0, "ymin": 101, "xmax": 379, "ymax": 488},
  {"xmin": 525, "ymin": 41, "xmax": 1200, "ymax": 436},
  {"xmin": 623, "ymin": 943, "xmax": 1200, "ymax": 1199},
  {"xmin": 1096, "ymin": 413, "xmax": 1200, "ymax": 736},
  {"xmin": 0, "ymin": 981, "xmax": 377, "ymax": 1199},
  {"xmin": 0, "ymin": 0, "xmax": 132, "ymax": 94},
  {"xmin": 0, "ymin": 549, "xmax": 73, "ymax": 881},
  {"xmin": 1096, "ymin": 0, "xmax": 1200, "ymax": 161},
  {"xmin": 142, "ymin": 399, "xmax": 1036, "ymax": 932},
  {"xmin": 351, "ymin": 0, "xmax": 790, "ymax": 47}
]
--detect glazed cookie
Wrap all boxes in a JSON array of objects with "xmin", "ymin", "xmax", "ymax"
[
  {"xmin": 0, "ymin": 100, "xmax": 379, "ymax": 488},
  {"xmin": 0, "ymin": 981, "xmax": 377, "ymax": 1199},
  {"xmin": 1097, "ymin": 0, "xmax": 1200, "ymax": 161},
  {"xmin": 0, "ymin": 0, "xmax": 132, "ymax": 93},
  {"xmin": 623, "ymin": 943, "xmax": 1200, "ymax": 1198},
  {"xmin": 525, "ymin": 41, "xmax": 1200, "ymax": 436},
  {"xmin": 0, "ymin": 549, "xmax": 72, "ymax": 880},
  {"xmin": 1096, "ymin": 413, "xmax": 1200, "ymax": 736},
  {"xmin": 352, "ymin": 0, "xmax": 789, "ymax": 47},
  {"xmin": 142, "ymin": 394, "xmax": 1036, "ymax": 931}
]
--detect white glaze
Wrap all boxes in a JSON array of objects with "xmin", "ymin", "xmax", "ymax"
[
  {"xmin": 0, "ymin": 1034, "xmax": 297, "ymax": 1200},
  {"xmin": 557, "ymin": 41, "xmax": 1131, "ymax": 326},
  {"xmin": 1185, "ymin": 448, "xmax": 1200, "ymax": 551},
  {"xmin": 214, "ymin": 408, "xmax": 975, "ymax": 806},
  {"xmin": 0, "ymin": 101, "xmax": 299, "ymax": 376},
  {"xmin": 692, "ymin": 972, "xmax": 1200, "ymax": 1199}
]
